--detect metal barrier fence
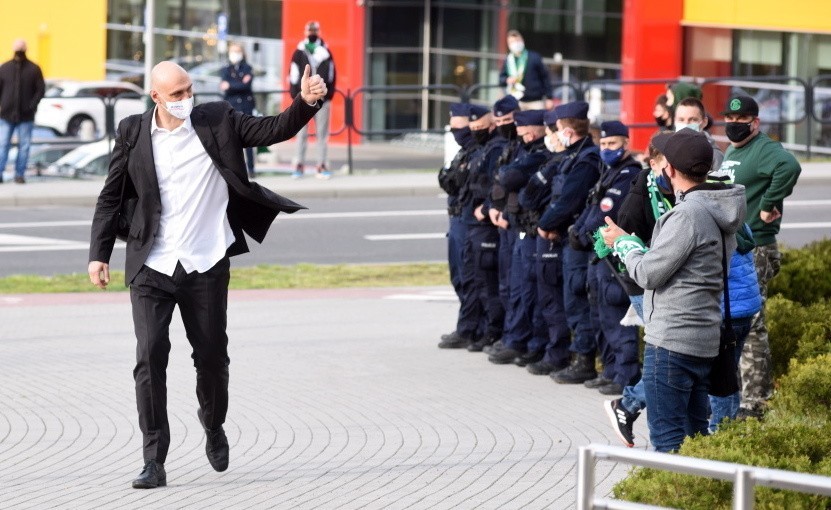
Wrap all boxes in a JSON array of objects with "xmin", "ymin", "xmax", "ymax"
[
  {"xmin": 13, "ymin": 74, "xmax": 831, "ymax": 178},
  {"xmin": 576, "ymin": 444, "xmax": 831, "ymax": 510}
]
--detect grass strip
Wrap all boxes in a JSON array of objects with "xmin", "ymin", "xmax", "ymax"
[{"xmin": 0, "ymin": 262, "xmax": 451, "ymax": 294}]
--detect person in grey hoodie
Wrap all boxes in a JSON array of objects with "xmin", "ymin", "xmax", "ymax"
[{"xmin": 601, "ymin": 128, "xmax": 747, "ymax": 452}]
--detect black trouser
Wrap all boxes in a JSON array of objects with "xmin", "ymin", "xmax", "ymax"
[{"xmin": 130, "ymin": 258, "xmax": 231, "ymax": 464}]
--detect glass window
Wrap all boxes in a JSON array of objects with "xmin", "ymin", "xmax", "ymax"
[
  {"xmin": 734, "ymin": 30, "xmax": 785, "ymax": 76},
  {"xmin": 370, "ymin": 6, "xmax": 423, "ymax": 47}
]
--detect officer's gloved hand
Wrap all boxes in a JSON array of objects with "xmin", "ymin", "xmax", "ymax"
[{"xmin": 567, "ymin": 224, "xmax": 591, "ymax": 251}]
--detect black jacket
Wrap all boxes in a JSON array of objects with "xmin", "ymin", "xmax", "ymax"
[
  {"xmin": 0, "ymin": 54, "xmax": 45, "ymax": 122},
  {"xmin": 89, "ymin": 96, "xmax": 319, "ymax": 285}
]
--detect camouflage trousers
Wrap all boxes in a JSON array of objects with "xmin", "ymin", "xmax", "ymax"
[{"xmin": 739, "ymin": 242, "xmax": 781, "ymax": 413}]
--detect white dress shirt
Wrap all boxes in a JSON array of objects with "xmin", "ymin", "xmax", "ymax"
[{"xmin": 144, "ymin": 109, "xmax": 235, "ymax": 276}]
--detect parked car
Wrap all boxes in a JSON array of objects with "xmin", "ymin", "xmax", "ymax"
[
  {"xmin": 35, "ymin": 81, "xmax": 147, "ymax": 136},
  {"xmin": 43, "ymin": 139, "xmax": 114, "ymax": 178}
]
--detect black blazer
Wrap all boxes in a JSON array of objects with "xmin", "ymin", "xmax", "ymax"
[{"xmin": 89, "ymin": 95, "xmax": 319, "ymax": 285}]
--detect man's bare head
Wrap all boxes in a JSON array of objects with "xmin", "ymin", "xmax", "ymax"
[
  {"xmin": 150, "ymin": 61, "xmax": 192, "ymax": 103},
  {"xmin": 12, "ymin": 39, "xmax": 26, "ymax": 52}
]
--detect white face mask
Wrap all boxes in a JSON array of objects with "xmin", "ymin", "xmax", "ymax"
[
  {"xmin": 508, "ymin": 41, "xmax": 525, "ymax": 55},
  {"xmin": 544, "ymin": 134, "xmax": 557, "ymax": 153},
  {"xmin": 557, "ymin": 130, "xmax": 571, "ymax": 149},
  {"xmin": 165, "ymin": 96, "xmax": 194, "ymax": 120},
  {"xmin": 229, "ymin": 51, "xmax": 243, "ymax": 64},
  {"xmin": 675, "ymin": 122, "xmax": 701, "ymax": 132}
]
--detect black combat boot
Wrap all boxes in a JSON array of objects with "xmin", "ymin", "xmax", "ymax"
[{"xmin": 552, "ymin": 354, "xmax": 597, "ymax": 384}]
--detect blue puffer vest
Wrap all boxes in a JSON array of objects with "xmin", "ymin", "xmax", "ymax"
[{"xmin": 724, "ymin": 250, "xmax": 762, "ymax": 319}]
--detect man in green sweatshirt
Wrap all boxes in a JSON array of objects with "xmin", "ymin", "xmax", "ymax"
[{"xmin": 718, "ymin": 94, "xmax": 801, "ymax": 418}]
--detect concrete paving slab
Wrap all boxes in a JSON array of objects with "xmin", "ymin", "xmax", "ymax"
[{"xmin": 0, "ymin": 286, "xmax": 647, "ymax": 509}]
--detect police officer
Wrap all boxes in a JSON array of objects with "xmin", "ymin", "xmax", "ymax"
[
  {"xmin": 522, "ymin": 110, "xmax": 573, "ymax": 375},
  {"xmin": 437, "ymin": 103, "xmax": 476, "ymax": 348},
  {"xmin": 568, "ymin": 121, "xmax": 641, "ymax": 394},
  {"xmin": 440, "ymin": 105, "xmax": 506, "ymax": 348},
  {"xmin": 467, "ymin": 96, "xmax": 522, "ymax": 352},
  {"xmin": 536, "ymin": 101, "xmax": 603, "ymax": 384},
  {"xmin": 485, "ymin": 110, "xmax": 552, "ymax": 365}
]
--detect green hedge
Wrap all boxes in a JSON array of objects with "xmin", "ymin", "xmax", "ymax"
[
  {"xmin": 613, "ymin": 240, "xmax": 831, "ymax": 508},
  {"xmin": 613, "ymin": 355, "xmax": 831, "ymax": 508},
  {"xmin": 768, "ymin": 239, "xmax": 831, "ymax": 305}
]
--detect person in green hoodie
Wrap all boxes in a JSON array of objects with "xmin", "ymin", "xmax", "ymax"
[{"xmin": 718, "ymin": 94, "xmax": 801, "ymax": 419}]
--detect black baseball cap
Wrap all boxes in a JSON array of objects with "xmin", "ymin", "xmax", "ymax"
[
  {"xmin": 658, "ymin": 128, "xmax": 713, "ymax": 177},
  {"xmin": 720, "ymin": 95, "xmax": 759, "ymax": 117}
]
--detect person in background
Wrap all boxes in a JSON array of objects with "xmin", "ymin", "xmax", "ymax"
[
  {"xmin": 673, "ymin": 97, "xmax": 723, "ymax": 173},
  {"xmin": 289, "ymin": 20, "xmax": 337, "ymax": 179},
  {"xmin": 221, "ymin": 42, "xmax": 257, "ymax": 178},
  {"xmin": 498, "ymin": 30, "xmax": 553, "ymax": 111},
  {"xmin": 718, "ymin": 94, "xmax": 801, "ymax": 420},
  {"xmin": 0, "ymin": 39, "xmax": 45, "ymax": 184}
]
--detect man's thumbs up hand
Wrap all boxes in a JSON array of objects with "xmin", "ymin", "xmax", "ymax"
[{"xmin": 300, "ymin": 64, "xmax": 327, "ymax": 104}]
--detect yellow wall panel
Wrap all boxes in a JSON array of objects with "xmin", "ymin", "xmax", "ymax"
[
  {"xmin": 685, "ymin": 0, "xmax": 831, "ymax": 33},
  {"xmin": 0, "ymin": 0, "xmax": 107, "ymax": 80}
]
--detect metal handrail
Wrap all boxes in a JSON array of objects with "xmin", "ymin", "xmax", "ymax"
[{"xmin": 577, "ymin": 444, "xmax": 831, "ymax": 510}]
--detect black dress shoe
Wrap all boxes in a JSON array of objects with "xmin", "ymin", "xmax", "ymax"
[
  {"xmin": 488, "ymin": 348, "xmax": 524, "ymax": 365},
  {"xmin": 597, "ymin": 381, "xmax": 624, "ymax": 395},
  {"xmin": 513, "ymin": 351, "xmax": 544, "ymax": 367},
  {"xmin": 584, "ymin": 375, "xmax": 613, "ymax": 389},
  {"xmin": 198, "ymin": 409, "xmax": 229, "ymax": 472},
  {"xmin": 438, "ymin": 331, "xmax": 471, "ymax": 349},
  {"xmin": 132, "ymin": 460, "xmax": 166, "ymax": 489},
  {"xmin": 482, "ymin": 340, "xmax": 504, "ymax": 355}
]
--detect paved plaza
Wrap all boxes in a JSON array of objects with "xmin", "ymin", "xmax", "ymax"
[{"xmin": 0, "ymin": 286, "xmax": 645, "ymax": 509}]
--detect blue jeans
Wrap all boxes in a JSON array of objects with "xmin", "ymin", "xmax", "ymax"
[
  {"xmin": 643, "ymin": 344, "xmax": 713, "ymax": 452},
  {"xmin": 708, "ymin": 316, "xmax": 753, "ymax": 433},
  {"xmin": 0, "ymin": 120, "xmax": 34, "ymax": 179},
  {"xmin": 629, "ymin": 294, "xmax": 644, "ymax": 321}
]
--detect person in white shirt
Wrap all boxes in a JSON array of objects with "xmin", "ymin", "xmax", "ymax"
[{"xmin": 88, "ymin": 60, "xmax": 327, "ymax": 489}]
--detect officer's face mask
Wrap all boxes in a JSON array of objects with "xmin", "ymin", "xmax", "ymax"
[
  {"xmin": 497, "ymin": 123, "xmax": 517, "ymax": 140},
  {"xmin": 229, "ymin": 51, "xmax": 243, "ymax": 64},
  {"xmin": 544, "ymin": 134, "xmax": 557, "ymax": 153},
  {"xmin": 725, "ymin": 120, "xmax": 754, "ymax": 143},
  {"xmin": 471, "ymin": 127, "xmax": 491, "ymax": 146},
  {"xmin": 451, "ymin": 126, "xmax": 473, "ymax": 147},
  {"xmin": 556, "ymin": 129, "xmax": 571, "ymax": 149},
  {"xmin": 600, "ymin": 147, "xmax": 625, "ymax": 166}
]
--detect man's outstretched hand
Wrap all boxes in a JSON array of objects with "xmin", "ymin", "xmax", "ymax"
[{"xmin": 300, "ymin": 64, "xmax": 327, "ymax": 104}]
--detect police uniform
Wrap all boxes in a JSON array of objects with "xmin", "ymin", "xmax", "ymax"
[
  {"xmin": 486, "ymin": 110, "xmax": 553, "ymax": 365},
  {"xmin": 517, "ymin": 111, "xmax": 571, "ymax": 375},
  {"xmin": 438, "ymin": 103, "xmax": 475, "ymax": 302},
  {"xmin": 535, "ymin": 101, "xmax": 603, "ymax": 384},
  {"xmin": 569, "ymin": 121, "xmax": 641, "ymax": 393},
  {"xmin": 483, "ymin": 96, "xmax": 523, "ymax": 353},
  {"xmin": 458, "ymin": 105, "xmax": 507, "ymax": 345}
]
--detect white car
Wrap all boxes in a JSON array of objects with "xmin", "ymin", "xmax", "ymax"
[
  {"xmin": 43, "ymin": 139, "xmax": 115, "ymax": 178},
  {"xmin": 35, "ymin": 81, "xmax": 147, "ymax": 136}
]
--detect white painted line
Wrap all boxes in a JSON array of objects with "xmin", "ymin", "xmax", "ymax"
[
  {"xmin": 287, "ymin": 210, "xmax": 446, "ymax": 220},
  {"xmin": 0, "ymin": 244, "xmax": 125, "ymax": 253},
  {"xmin": 0, "ymin": 220, "xmax": 92, "ymax": 229},
  {"xmin": 780, "ymin": 222, "xmax": 831, "ymax": 229},
  {"xmin": 0, "ymin": 233, "xmax": 82, "ymax": 246},
  {"xmin": 0, "ymin": 210, "xmax": 448, "ymax": 229},
  {"xmin": 784, "ymin": 200, "xmax": 831, "ymax": 207},
  {"xmin": 365, "ymin": 233, "xmax": 446, "ymax": 241},
  {"xmin": 0, "ymin": 233, "xmax": 125, "ymax": 253}
]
